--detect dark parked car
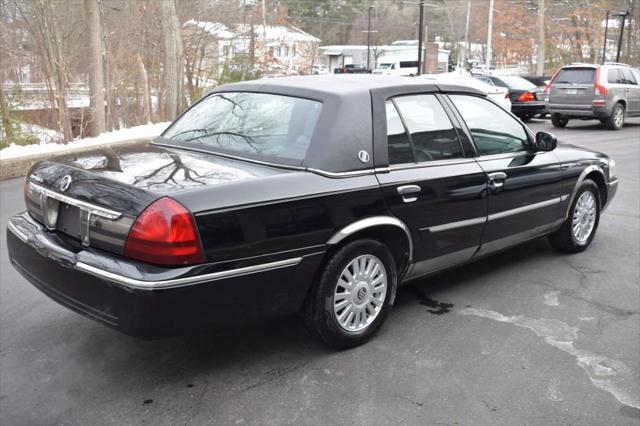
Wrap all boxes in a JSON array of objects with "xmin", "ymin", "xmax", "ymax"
[
  {"xmin": 522, "ymin": 75, "xmax": 552, "ymax": 89},
  {"xmin": 334, "ymin": 64, "xmax": 370, "ymax": 74},
  {"xmin": 7, "ymin": 76, "xmax": 618, "ymax": 348},
  {"xmin": 475, "ymin": 75, "xmax": 547, "ymax": 120}
]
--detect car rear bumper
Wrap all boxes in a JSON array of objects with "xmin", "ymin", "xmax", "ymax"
[
  {"xmin": 547, "ymin": 103, "xmax": 612, "ymax": 118},
  {"xmin": 7, "ymin": 212, "xmax": 323, "ymax": 339},
  {"xmin": 511, "ymin": 102, "xmax": 547, "ymax": 116}
]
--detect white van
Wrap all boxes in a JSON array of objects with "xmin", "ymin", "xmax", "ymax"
[{"xmin": 372, "ymin": 57, "xmax": 419, "ymax": 76}]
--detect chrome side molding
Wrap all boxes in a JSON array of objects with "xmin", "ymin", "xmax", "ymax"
[
  {"xmin": 327, "ymin": 216, "xmax": 414, "ymax": 263},
  {"xmin": 76, "ymin": 257, "xmax": 303, "ymax": 290},
  {"xmin": 488, "ymin": 197, "xmax": 563, "ymax": 221}
]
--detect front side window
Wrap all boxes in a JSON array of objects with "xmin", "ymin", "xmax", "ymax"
[
  {"xmin": 163, "ymin": 92, "xmax": 322, "ymax": 162},
  {"xmin": 450, "ymin": 95, "xmax": 528, "ymax": 156},
  {"xmin": 393, "ymin": 95, "xmax": 463, "ymax": 162}
]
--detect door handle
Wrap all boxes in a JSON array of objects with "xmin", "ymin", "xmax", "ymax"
[
  {"xmin": 397, "ymin": 185, "xmax": 421, "ymax": 203},
  {"xmin": 487, "ymin": 172, "xmax": 507, "ymax": 189}
]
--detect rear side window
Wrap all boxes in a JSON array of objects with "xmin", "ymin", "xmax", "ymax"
[
  {"xmin": 392, "ymin": 95, "xmax": 463, "ymax": 162},
  {"xmin": 554, "ymin": 68, "xmax": 596, "ymax": 84},
  {"xmin": 385, "ymin": 101, "xmax": 413, "ymax": 164},
  {"xmin": 608, "ymin": 68, "xmax": 623, "ymax": 84},
  {"xmin": 620, "ymin": 68, "xmax": 638, "ymax": 85},
  {"xmin": 450, "ymin": 95, "xmax": 527, "ymax": 156}
]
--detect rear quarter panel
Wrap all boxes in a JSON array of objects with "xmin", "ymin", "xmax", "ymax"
[{"xmin": 173, "ymin": 173, "xmax": 388, "ymax": 263}]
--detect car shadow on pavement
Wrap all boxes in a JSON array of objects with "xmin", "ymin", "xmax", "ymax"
[{"xmin": 45, "ymin": 237, "xmax": 558, "ymax": 385}]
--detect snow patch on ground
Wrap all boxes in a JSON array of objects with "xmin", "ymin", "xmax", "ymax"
[
  {"xmin": 459, "ymin": 307, "xmax": 640, "ymax": 409},
  {"xmin": 544, "ymin": 291, "xmax": 561, "ymax": 306},
  {"xmin": 0, "ymin": 122, "xmax": 170, "ymax": 160}
]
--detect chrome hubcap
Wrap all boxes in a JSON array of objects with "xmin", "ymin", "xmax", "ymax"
[
  {"xmin": 572, "ymin": 191, "xmax": 597, "ymax": 243},
  {"xmin": 614, "ymin": 108, "xmax": 624, "ymax": 127},
  {"xmin": 333, "ymin": 254, "xmax": 387, "ymax": 332}
]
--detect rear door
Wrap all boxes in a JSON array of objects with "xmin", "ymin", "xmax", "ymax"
[
  {"xmin": 620, "ymin": 68, "xmax": 640, "ymax": 114},
  {"xmin": 549, "ymin": 67, "xmax": 596, "ymax": 107},
  {"xmin": 447, "ymin": 94, "xmax": 564, "ymax": 255},
  {"xmin": 374, "ymin": 93, "xmax": 488, "ymax": 279}
]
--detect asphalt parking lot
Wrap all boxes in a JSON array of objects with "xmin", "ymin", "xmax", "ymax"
[{"xmin": 1, "ymin": 118, "xmax": 639, "ymax": 426}]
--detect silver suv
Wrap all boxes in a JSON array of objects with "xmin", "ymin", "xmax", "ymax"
[{"xmin": 546, "ymin": 63, "xmax": 640, "ymax": 130}]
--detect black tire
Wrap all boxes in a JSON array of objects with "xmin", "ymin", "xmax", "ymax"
[
  {"xmin": 304, "ymin": 239, "xmax": 397, "ymax": 349},
  {"xmin": 551, "ymin": 113, "xmax": 569, "ymax": 128},
  {"xmin": 605, "ymin": 103, "xmax": 625, "ymax": 130},
  {"xmin": 548, "ymin": 179, "xmax": 601, "ymax": 253},
  {"xmin": 520, "ymin": 114, "xmax": 533, "ymax": 122}
]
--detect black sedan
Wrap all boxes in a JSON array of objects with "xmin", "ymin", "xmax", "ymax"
[
  {"xmin": 7, "ymin": 76, "xmax": 618, "ymax": 348},
  {"xmin": 476, "ymin": 75, "xmax": 547, "ymax": 120}
]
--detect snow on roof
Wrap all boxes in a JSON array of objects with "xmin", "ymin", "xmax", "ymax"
[
  {"xmin": 184, "ymin": 20, "xmax": 235, "ymax": 39},
  {"xmin": 184, "ymin": 20, "xmax": 320, "ymax": 43}
]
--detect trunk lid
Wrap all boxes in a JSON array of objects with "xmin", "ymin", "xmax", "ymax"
[{"xmin": 25, "ymin": 142, "xmax": 289, "ymax": 255}]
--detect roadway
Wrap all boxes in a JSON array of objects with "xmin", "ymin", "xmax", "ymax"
[{"xmin": 1, "ymin": 118, "xmax": 639, "ymax": 425}]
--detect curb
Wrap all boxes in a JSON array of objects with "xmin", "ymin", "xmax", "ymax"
[{"xmin": 0, "ymin": 137, "xmax": 152, "ymax": 181}]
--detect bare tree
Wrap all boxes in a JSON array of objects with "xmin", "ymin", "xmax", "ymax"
[
  {"xmin": 15, "ymin": 0, "xmax": 73, "ymax": 141},
  {"xmin": 160, "ymin": 0, "xmax": 185, "ymax": 121},
  {"xmin": 84, "ymin": 0, "xmax": 105, "ymax": 136}
]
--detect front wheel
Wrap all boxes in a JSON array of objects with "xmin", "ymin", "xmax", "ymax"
[
  {"xmin": 304, "ymin": 239, "xmax": 397, "ymax": 348},
  {"xmin": 548, "ymin": 179, "xmax": 600, "ymax": 253},
  {"xmin": 605, "ymin": 103, "xmax": 625, "ymax": 130},
  {"xmin": 551, "ymin": 113, "xmax": 569, "ymax": 128}
]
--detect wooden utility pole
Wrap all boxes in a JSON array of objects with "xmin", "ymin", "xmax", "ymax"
[
  {"xmin": 485, "ymin": 0, "xmax": 495, "ymax": 71},
  {"xmin": 536, "ymin": 0, "xmax": 545, "ymax": 76},
  {"xmin": 84, "ymin": 0, "xmax": 105, "ymax": 136},
  {"xmin": 160, "ymin": 0, "xmax": 185, "ymax": 121}
]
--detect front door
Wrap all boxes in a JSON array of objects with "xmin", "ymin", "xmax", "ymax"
[
  {"xmin": 375, "ymin": 94, "xmax": 488, "ymax": 280},
  {"xmin": 447, "ymin": 94, "xmax": 564, "ymax": 256}
]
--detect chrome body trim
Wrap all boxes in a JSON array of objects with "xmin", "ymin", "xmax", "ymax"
[
  {"xmin": 423, "ymin": 217, "xmax": 486, "ymax": 233},
  {"xmin": 29, "ymin": 182, "xmax": 122, "ymax": 220},
  {"xmin": 564, "ymin": 164, "xmax": 606, "ymax": 219},
  {"xmin": 327, "ymin": 216, "xmax": 414, "ymax": 263},
  {"xmin": 488, "ymin": 197, "xmax": 562, "ymax": 221},
  {"xmin": 386, "ymin": 157, "xmax": 477, "ymax": 171},
  {"xmin": 76, "ymin": 257, "xmax": 303, "ymax": 290},
  {"xmin": 306, "ymin": 168, "xmax": 376, "ymax": 178},
  {"xmin": 7, "ymin": 220, "xmax": 28, "ymax": 243}
]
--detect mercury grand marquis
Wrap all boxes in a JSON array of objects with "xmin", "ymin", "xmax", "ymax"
[{"xmin": 7, "ymin": 76, "xmax": 618, "ymax": 348}]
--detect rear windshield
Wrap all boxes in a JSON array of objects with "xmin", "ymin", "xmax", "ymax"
[
  {"xmin": 162, "ymin": 92, "xmax": 322, "ymax": 162},
  {"xmin": 554, "ymin": 68, "xmax": 596, "ymax": 84},
  {"xmin": 493, "ymin": 76, "xmax": 537, "ymax": 90}
]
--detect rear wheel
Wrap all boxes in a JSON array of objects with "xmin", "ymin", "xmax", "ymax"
[
  {"xmin": 520, "ymin": 114, "xmax": 533, "ymax": 122},
  {"xmin": 605, "ymin": 103, "xmax": 625, "ymax": 130},
  {"xmin": 551, "ymin": 113, "xmax": 569, "ymax": 128},
  {"xmin": 304, "ymin": 239, "xmax": 397, "ymax": 348},
  {"xmin": 548, "ymin": 179, "xmax": 600, "ymax": 253}
]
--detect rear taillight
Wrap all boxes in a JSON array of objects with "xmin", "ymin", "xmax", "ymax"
[
  {"xmin": 517, "ymin": 92, "xmax": 536, "ymax": 102},
  {"xmin": 544, "ymin": 69, "xmax": 560, "ymax": 94},
  {"xmin": 124, "ymin": 197, "xmax": 204, "ymax": 266},
  {"xmin": 594, "ymin": 67, "xmax": 607, "ymax": 96}
]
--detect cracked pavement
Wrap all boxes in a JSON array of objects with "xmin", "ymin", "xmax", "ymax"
[{"xmin": 1, "ymin": 118, "xmax": 639, "ymax": 425}]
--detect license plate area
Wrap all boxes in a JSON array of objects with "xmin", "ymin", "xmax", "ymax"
[
  {"xmin": 565, "ymin": 88, "xmax": 578, "ymax": 95},
  {"xmin": 57, "ymin": 203, "xmax": 83, "ymax": 241}
]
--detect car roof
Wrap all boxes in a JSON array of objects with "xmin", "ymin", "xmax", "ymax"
[{"xmin": 212, "ymin": 74, "xmax": 483, "ymax": 98}]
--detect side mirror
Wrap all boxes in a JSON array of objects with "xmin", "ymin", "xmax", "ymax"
[{"xmin": 534, "ymin": 131, "xmax": 557, "ymax": 152}]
